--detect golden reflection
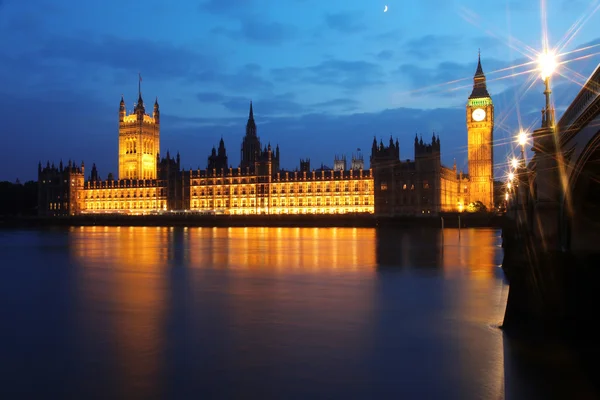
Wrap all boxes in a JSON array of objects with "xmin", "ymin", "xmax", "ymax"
[
  {"xmin": 69, "ymin": 227, "xmax": 170, "ymax": 398},
  {"xmin": 441, "ymin": 228, "xmax": 502, "ymax": 280},
  {"xmin": 186, "ymin": 227, "xmax": 377, "ymax": 272}
]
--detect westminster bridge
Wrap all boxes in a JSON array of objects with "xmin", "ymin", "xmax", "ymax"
[{"xmin": 502, "ymin": 62, "xmax": 600, "ymax": 340}]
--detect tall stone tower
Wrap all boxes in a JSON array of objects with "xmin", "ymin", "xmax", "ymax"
[
  {"xmin": 118, "ymin": 76, "xmax": 160, "ymax": 180},
  {"xmin": 466, "ymin": 52, "xmax": 494, "ymax": 210}
]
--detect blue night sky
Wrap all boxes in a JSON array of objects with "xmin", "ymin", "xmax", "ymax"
[{"xmin": 1, "ymin": 0, "xmax": 599, "ymax": 181}]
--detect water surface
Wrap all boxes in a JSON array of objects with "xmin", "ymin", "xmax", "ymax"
[{"xmin": 0, "ymin": 227, "xmax": 595, "ymax": 399}]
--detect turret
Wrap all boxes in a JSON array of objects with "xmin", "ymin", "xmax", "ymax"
[
  {"xmin": 218, "ymin": 137, "xmax": 226, "ymax": 156},
  {"xmin": 153, "ymin": 97, "xmax": 160, "ymax": 124},
  {"xmin": 119, "ymin": 95, "xmax": 126, "ymax": 122}
]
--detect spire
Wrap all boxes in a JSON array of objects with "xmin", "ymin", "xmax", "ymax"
[
  {"xmin": 469, "ymin": 51, "xmax": 490, "ymax": 99},
  {"xmin": 475, "ymin": 49, "xmax": 483, "ymax": 76},
  {"xmin": 135, "ymin": 73, "xmax": 144, "ymax": 112},
  {"xmin": 246, "ymin": 101, "xmax": 257, "ymax": 136}
]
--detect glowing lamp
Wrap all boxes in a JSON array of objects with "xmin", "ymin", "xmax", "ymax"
[
  {"xmin": 508, "ymin": 172, "xmax": 515, "ymax": 182},
  {"xmin": 511, "ymin": 158, "xmax": 519, "ymax": 169},
  {"xmin": 507, "ymin": 182, "xmax": 512, "ymax": 190},
  {"xmin": 538, "ymin": 50, "xmax": 557, "ymax": 81},
  {"xmin": 518, "ymin": 131, "xmax": 528, "ymax": 146}
]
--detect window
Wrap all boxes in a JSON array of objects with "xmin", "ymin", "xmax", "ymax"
[
  {"xmin": 381, "ymin": 182, "xmax": 388, "ymax": 191},
  {"xmin": 423, "ymin": 180, "xmax": 430, "ymax": 189}
]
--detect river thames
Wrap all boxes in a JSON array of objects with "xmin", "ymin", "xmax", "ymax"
[{"xmin": 0, "ymin": 227, "xmax": 596, "ymax": 399}]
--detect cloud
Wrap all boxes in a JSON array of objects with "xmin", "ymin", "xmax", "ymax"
[
  {"xmin": 313, "ymin": 98, "xmax": 360, "ymax": 111},
  {"xmin": 211, "ymin": 19, "xmax": 296, "ymax": 45},
  {"xmin": 196, "ymin": 92, "xmax": 226, "ymax": 102},
  {"xmin": 404, "ymin": 34, "xmax": 463, "ymax": 59},
  {"xmin": 325, "ymin": 12, "xmax": 366, "ymax": 33},
  {"xmin": 376, "ymin": 50, "xmax": 394, "ymax": 61},
  {"xmin": 195, "ymin": 91, "xmax": 360, "ymax": 116},
  {"xmin": 393, "ymin": 56, "xmax": 508, "ymax": 95},
  {"xmin": 271, "ymin": 59, "xmax": 384, "ymax": 89},
  {"xmin": 368, "ymin": 29, "xmax": 403, "ymax": 43},
  {"xmin": 191, "ymin": 63, "xmax": 274, "ymax": 94},
  {"xmin": 199, "ymin": 0, "xmax": 252, "ymax": 16},
  {"xmin": 223, "ymin": 93, "xmax": 306, "ymax": 115},
  {"xmin": 37, "ymin": 34, "xmax": 214, "ymax": 80}
]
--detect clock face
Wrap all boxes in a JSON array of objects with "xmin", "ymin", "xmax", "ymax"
[{"xmin": 472, "ymin": 108, "xmax": 486, "ymax": 122}]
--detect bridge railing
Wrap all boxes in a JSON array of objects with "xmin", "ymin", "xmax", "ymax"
[{"xmin": 557, "ymin": 63, "xmax": 600, "ymax": 138}]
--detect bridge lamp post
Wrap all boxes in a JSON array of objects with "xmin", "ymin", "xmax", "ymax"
[
  {"xmin": 538, "ymin": 50, "xmax": 557, "ymax": 128},
  {"xmin": 517, "ymin": 130, "xmax": 528, "ymax": 163}
]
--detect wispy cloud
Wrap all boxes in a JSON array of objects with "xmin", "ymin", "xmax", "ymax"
[
  {"xmin": 324, "ymin": 12, "xmax": 366, "ymax": 33},
  {"xmin": 272, "ymin": 59, "xmax": 384, "ymax": 89}
]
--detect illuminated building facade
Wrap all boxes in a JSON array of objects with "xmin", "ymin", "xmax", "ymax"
[
  {"xmin": 466, "ymin": 53, "xmax": 495, "ymax": 210},
  {"xmin": 184, "ymin": 106, "xmax": 374, "ymax": 215},
  {"xmin": 119, "ymin": 83, "xmax": 160, "ymax": 180},
  {"xmin": 371, "ymin": 54, "xmax": 494, "ymax": 215},
  {"xmin": 370, "ymin": 135, "xmax": 468, "ymax": 215},
  {"xmin": 38, "ymin": 55, "xmax": 492, "ymax": 217}
]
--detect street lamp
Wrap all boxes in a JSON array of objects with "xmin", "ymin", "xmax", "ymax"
[
  {"xmin": 511, "ymin": 157, "xmax": 519, "ymax": 170},
  {"xmin": 517, "ymin": 130, "xmax": 528, "ymax": 162},
  {"xmin": 508, "ymin": 172, "xmax": 515, "ymax": 182},
  {"xmin": 538, "ymin": 49, "xmax": 557, "ymax": 128}
]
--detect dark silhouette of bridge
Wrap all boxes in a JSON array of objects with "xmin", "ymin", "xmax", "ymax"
[{"xmin": 502, "ymin": 63, "xmax": 600, "ymax": 342}]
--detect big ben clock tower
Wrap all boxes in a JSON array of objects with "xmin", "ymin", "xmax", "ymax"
[{"xmin": 466, "ymin": 52, "xmax": 494, "ymax": 210}]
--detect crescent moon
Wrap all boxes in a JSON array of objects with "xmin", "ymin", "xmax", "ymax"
[{"xmin": 384, "ymin": 5, "xmax": 388, "ymax": 12}]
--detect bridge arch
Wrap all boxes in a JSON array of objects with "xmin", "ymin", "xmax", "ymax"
[{"xmin": 561, "ymin": 128, "xmax": 600, "ymax": 254}]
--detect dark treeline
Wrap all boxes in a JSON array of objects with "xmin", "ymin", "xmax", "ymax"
[{"xmin": 0, "ymin": 181, "xmax": 37, "ymax": 216}]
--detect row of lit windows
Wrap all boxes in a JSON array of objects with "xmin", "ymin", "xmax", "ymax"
[
  {"xmin": 191, "ymin": 196, "xmax": 372, "ymax": 209},
  {"xmin": 191, "ymin": 187, "xmax": 373, "ymax": 197},
  {"xmin": 48, "ymin": 202, "xmax": 69, "ymax": 210},
  {"xmin": 190, "ymin": 177, "xmax": 372, "ymax": 186},
  {"xmin": 84, "ymin": 201, "xmax": 166, "ymax": 210},
  {"xmin": 84, "ymin": 190, "xmax": 163, "ymax": 199},
  {"xmin": 227, "ymin": 207, "xmax": 374, "ymax": 215}
]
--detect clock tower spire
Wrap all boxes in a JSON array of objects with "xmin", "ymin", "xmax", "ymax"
[{"xmin": 466, "ymin": 52, "xmax": 494, "ymax": 210}]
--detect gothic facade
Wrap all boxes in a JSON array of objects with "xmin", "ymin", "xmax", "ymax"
[{"xmin": 37, "ymin": 55, "xmax": 494, "ymax": 217}]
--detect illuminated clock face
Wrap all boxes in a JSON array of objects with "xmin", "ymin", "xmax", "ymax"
[{"xmin": 472, "ymin": 108, "xmax": 486, "ymax": 122}]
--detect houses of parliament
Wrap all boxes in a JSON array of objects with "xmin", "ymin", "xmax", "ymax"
[{"xmin": 38, "ymin": 55, "xmax": 495, "ymax": 217}]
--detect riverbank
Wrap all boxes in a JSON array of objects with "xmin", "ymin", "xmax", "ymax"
[{"xmin": 0, "ymin": 213, "xmax": 504, "ymax": 228}]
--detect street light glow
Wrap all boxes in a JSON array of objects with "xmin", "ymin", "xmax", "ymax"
[
  {"xmin": 508, "ymin": 172, "xmax": 515, "ymax": 182},
  {"xmin": 507, "ymin": 182, "xmax": 512, "ymax": 190},
  {"xmin": 518, "ymin": 131, "xmax": 528, "ymax": 146},
  {"xmin": 538, "ymin": 50, "xmax": 557, "ymax": 80},
  {"xmin": 511, "ymin": 158, "xmax": 519, "ymax": 169}
]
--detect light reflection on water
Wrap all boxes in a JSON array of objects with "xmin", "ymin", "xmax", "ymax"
[{"xmin": 0, "ymin": 227, "xmax": 595, "ymax": 399}]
